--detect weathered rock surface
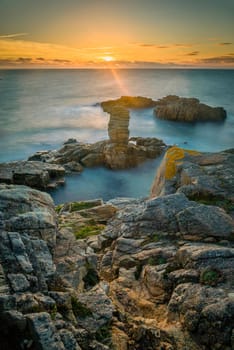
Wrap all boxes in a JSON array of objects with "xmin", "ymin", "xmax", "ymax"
[
  {"xmin": 0, "ymin": 185, "xmax": 114, "ymax": 349},
  {"xmin": 0, "ymin": 161, "xmax": 65, "ymax": 190},
  {"xmin": 97, "ymin": 191, "xmax": 234, "ymax": 349},
  {"xmin": 28, "ymin": 137, "xmax": 166, "ymax": 171},
  {"xmin": 154, "ymin": 95, "xmax": 227, "ymax": 122},
  {"xmin": 151, "ymin": 146, "xmax": 234, "ymax": 218},
  {"xmin": 101, "ymin": 95, "xmax": 157, "ymax": 112},
  {"xmin": 107, "ymin": 106, "xmax": 130, "ymax": 146},
  {"xmin": 1, "ymin": 146, "xmax": 234, "ymax": 350}
]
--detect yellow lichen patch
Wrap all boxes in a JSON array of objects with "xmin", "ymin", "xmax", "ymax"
[{"xmin": 165, "ymin": 146, "xmax": 200, "ymax": 180}]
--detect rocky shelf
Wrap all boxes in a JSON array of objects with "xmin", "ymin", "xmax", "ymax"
[{"xmin": 0, "ymin": 145, "xmax": 233, "ymax": 350}]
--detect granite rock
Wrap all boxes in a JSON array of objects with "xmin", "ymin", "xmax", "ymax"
[{"xmin": 154, "ymin": 95, "xmax": 227, "ymax": 122}]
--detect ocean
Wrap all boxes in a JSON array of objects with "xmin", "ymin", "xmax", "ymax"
[{"xmin": 0, "ymin": 69, "xmax": 233, "ymax": 203}]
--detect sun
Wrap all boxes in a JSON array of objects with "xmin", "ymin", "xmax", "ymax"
[{"xmin": 102, "ymin": 56, "xmax": 114, "ymax": 62}]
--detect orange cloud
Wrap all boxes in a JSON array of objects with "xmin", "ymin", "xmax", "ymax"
[
  {"xmin": 186, "ymin": 51, "xmax": 200, "ymax": 56},
  {"xmin": 219, "ymin": 42, "xmax": 232, "ymax": 46},
  {"xmin": 0, "ymin": 33, "xmax": 28, "ymax": 39}
]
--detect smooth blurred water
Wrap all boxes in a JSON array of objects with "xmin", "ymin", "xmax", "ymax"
[{"xmin": 0, "ymin": 69, "xmax": 233, "ymax": 203}]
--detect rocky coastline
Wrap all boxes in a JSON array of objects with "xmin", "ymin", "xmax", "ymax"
[{"xmin": 0, "ymin": 96, "xmax": 233, "ymax": 350}]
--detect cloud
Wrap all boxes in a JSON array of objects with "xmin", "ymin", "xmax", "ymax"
[
  {"xmin": 174, "ymin": 43, "xmax": 193, "ymax": 48},
  {"xmin": 0, "ymin": 56, "xmax": 72, "ymax": 67},
  {"xmin": 199, "ymin": 54, "xmax": 234, "ymax": 64},
  {"xmin": 16, "ymin": 57, "xmax": 32, "ymax": 63},
  {"xmin": 139, "ymin": 43, "xmax": 193, "ymax": 49},
  {"xmin": 0, "ymin": 33, "xmax": 28, "ymax": 39},
  {"xmin": 109, "ymin": 60, "xmax": 180, "ymax": 68},
  {"xmin": 0, "ymin": 59, "xmax": 16, "ymax": 66},
  {"xmin": 53, "ymin": 59, "xmax": 71, "ymax": 63},
  {"xmin": 186, "ymin": 51, "xmax": 200, "ymax": 56},
  {"xmin": 140, "ymin": 44, "xmax": 155, "ymax": 47},
  {"xmin": 219, "ymin": 42, "xmax": 232, "ymax": 46},
  {"xmin": 139, "ymin": 43, "xmax": 169, "ymax": 48}
]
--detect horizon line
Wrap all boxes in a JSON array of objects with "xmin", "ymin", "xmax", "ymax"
[{"xmin": 1, "ymin": 67, "xmax": 234, "ymax": 71}]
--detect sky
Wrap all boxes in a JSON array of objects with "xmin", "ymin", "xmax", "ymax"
[{"xmin": 0, "ymin": 0, "xmax": 234, "ymax": 68}]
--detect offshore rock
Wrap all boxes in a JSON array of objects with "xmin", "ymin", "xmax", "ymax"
[
  {"xmin": 27, "ymin": 96, "xmax": 166, "ymax": 171},
  {"xmin": 101, "ymin": 95, "xmax": 157, "ymax": 113},
  {"xmin": 154, "ymin": 95, "xmax": 227, "ymax": 122}
]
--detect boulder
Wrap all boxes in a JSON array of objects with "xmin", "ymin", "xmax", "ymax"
[
  {"xmin": 168, "ymin": 283, "xmax": 234, "ymax": 349},
  {"xmin": 154, "ymin": 95, "xmax": 227, "ymax": 122},
  {"xmin": 0, "ymin": 161, "xmax": 65, "ymax": 189},
  {"xmin": 177, "ymin": 204, "xmax": 234, "ymax": 239},
  {"xmin": 151, "ymin": 146, "xmax": 234, "ymax": 217},
  {"xmin": 26, "ymin": 312, "xmax": 65, "ymax": 350}
]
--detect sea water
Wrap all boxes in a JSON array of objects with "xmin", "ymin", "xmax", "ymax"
[{"xmin": 0, "ymin": 69, "xmax": 233, "ymax": 203}]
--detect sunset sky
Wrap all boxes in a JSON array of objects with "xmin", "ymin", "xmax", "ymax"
[{"xmin": 0, "ymin": 0, "xmax": 233, "ymax": 68}]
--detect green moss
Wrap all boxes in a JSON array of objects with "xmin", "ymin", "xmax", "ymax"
[
  {"xmin": 49, "ymin": 304, "xmax": 57, "ymax": 320},
  {"xmin": 151, "ymin": 234, "xmax": 160, "ymax": 242},
  {"xmin": 70, "ymin": 201, "xmax": 97, "ymax": 212},
  {"xmin": 96, "ymin": 324, "xmax": 112, "ymax": 345},
  {"xmin": 200, "ymin": 268, "xmax": 221, "ymax": 286},
  {"xmin": 157, "ymin": 256, "xmax": 167, "ymax": 265},
  {"xmin": 141, "ymin": 233, "xmax": 161, "ymax": 247},
  {"xmin": 147, "ymin": 256, "xmax": 167, "ymax": 266},
  {"xmin": 30, "ymin": 304, "xmax": 44, "ymax": 313},
  {"xmin": 74, "ymin": 224, "xmax": 105, "ymax": 239},
  {"xmin": 55, "ymin": 204, "xmax": 63, "ymax": 213},
  {"xmin": 71, "ymin": 296, "xmax": 92, "ymax": 318}
]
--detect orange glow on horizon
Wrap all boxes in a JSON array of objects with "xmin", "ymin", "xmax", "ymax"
[
  {"xmin": 0, "ymin": 37, "xmax": 233, "ymax": 69},
  {"xmin": 101, "ymin": 56, "xmax": 115, "ymax": 62}
]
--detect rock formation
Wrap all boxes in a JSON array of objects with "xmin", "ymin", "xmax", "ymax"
[
  {"xmin": 102, "ymin": 96, "xmax": 165, "ymax": 169},
  {"xmin": 0, "ymin": 161, "xmax": 65, "ymax": 189},
  {"xmin": 27, "ymin": 136, "xmax": 166, "ymax": 173},
  {"xmin": 101, "ymin": 95, "xmax": 157, "ymax": 113},
  {"xmin": 154, "ymin": 95, "xmax": 227, "ymax": 122},
  {"xmin": 107, "ymin": 106, "xmax": 130, "ymax": 146},
  {"xmin": 0, "ymin": 146, "xmax": 233, "ymax": 349},
  {"xmin": 2, "ymin": 94, "xmax": 225, "ymax": 181},
  {"xmin": 151, "ymin": 146, "xmax": 234, "ymax": 210}
]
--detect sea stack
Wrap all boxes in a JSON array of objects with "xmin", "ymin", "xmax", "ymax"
[
  {"xmin": 107, "ymin": 106, "xmax": 130, "ymax": 146},
  {"xmin": 104, "ymin": 106, "xmax": 131, "ymax": 169},
  {"xmin": 101, "ymin": 97, "xmax": 165, "ymax": 169}
]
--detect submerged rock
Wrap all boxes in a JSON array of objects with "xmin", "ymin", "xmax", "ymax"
[{"xmin": 154, "ymin": 95, "xmax": 227, "ymax": 122}]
